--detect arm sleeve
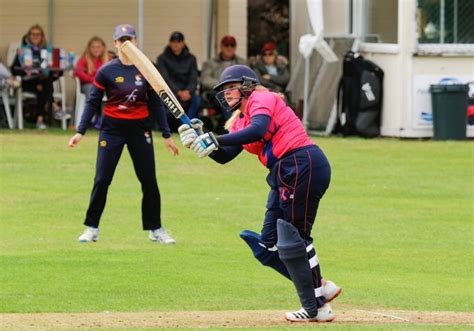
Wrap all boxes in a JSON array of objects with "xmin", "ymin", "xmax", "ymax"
[
  {"xmin": 74, "ymin": 57, "xmax": 94, "ymax": 84},
  {"xmin": 156, "ymin": 56, "xmax": 179, "ymax": 94},
  {"xmin": 199, "ymin": 60, "xmax": 219, "ymax": 91},
  {"xmin": 148, "ymin": 89, "xmax": 171, "ymax": 138},
  {"xmin": 10, "ymin": 53, "xmax": 26, "ymax": 76},
  {"xmin": 77, "ymin": 83, "xmax": 104, "ymax": 134},
  {"xmin": 209, "ymin": 145, "xmax": 243, "ymax": 164},
  {"xmin": 185, "ymin": 56, "xmax": 198, "ymax": 94},
  {"xmin": 269, "ymin": 67, "xmax": 290, "ymax": 87},
  {"xmin": 216, "ymin": 115, "xmax": 270, "ymax": 146}
]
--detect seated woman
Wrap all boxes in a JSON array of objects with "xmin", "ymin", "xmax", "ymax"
[
  {"xmin": 11, "ymin": 24, "xmax": 62, "ymax": 129},
  {"xmin": 74, "ymin": 36, "xmax": 109, "ymax": 128},
  {"xmin": 74, "ymin": 36, "xmax": 109, "ymax": 97},
  {"xmin": 251, "ymin": 41, "xmax": 291, "ymax": 104}
]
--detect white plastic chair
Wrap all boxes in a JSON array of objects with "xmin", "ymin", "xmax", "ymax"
[
  {"xmin": 74, "ymin": 76, "xmax": 86, "ymax": 129},
  {"xmin": 52, "ymin": 75, "xmax": 70, "ymax": 130},
  {"xmin": 0, "ymin": 79, "xmax": 14, "ymax": 129}
]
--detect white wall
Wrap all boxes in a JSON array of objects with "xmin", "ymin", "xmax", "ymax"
[{"xmin": 362, "ymin": 0, "xmax": 474, "ymax": 137}]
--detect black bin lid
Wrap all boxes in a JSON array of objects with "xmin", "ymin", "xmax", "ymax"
[{"xmin": 429, "ymin": 84, "xmax": 469, "ymax": 93}]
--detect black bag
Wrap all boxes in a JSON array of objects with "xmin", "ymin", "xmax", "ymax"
[{"xmin": 334, "ymin": 51, "xmax": 384, "ymax": 137}]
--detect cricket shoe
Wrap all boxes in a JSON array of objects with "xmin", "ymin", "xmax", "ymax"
[
  {"xmin": 285, "ymin": 304, "xmax": 335, "ymax": 323},
  {"xmin": 323, "ymin": 280, "xmax": 342, "ymax": 302},
  {"xmin": 78, "ymin": 227, "xmax": 99, "ymax": 242},
  {"xmin": 149, "ymin": 227, "xmax": 176, "ymax": 244}
]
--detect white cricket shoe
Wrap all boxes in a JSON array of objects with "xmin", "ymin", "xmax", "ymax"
[
  {"xmin": 285, "ymin": 304, "xmax": 335, "ymax": 323},
  {"xmin": 78, "ymin": 227, "xmax": 99, "ymax": 242},
  {"xmin": 323, "ymin": 280, "xmax": 342, "ymax": 302},
  {"xmin": 149, "ymin": 228, "xmax": 176, "ymax": 244}
]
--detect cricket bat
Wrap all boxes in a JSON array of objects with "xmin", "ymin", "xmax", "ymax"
[{"xmin": 120, "ymin": 40, "xmax": 195, "ymax": 128}]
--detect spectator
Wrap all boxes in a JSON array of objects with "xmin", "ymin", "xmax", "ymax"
[
  {"xmin": 199, "ymin": 35, "xmax": 246, "ymax": 132},
  {"xmin": 251, "ymin": 41, "xmax": 290, "ymax": 101},
  {"xmin": 11, "ymin": 24, "xmax": 62, "ymax": 129},
  {"xmin": 156, "ymin": 31, "xmax": 199, "ymax": 132},
  {"xmin": 75, "ymin": 36, "xmax": 109, "ymax": 129},
  {"xmin": 74, "ymin": 36, "xmax": 109, "ymax": 98}
]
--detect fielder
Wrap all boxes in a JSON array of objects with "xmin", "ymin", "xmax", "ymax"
[
  {"xmin": 179, "ymin": 65, "xmax": 341, "ymax": 322},
  {"xmin": 69, "ymin": 24, "xmax": 178, "ymax": 244}
]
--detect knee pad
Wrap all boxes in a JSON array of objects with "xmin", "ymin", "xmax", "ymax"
[
  {"xmin": 240, "ymin": 229, "xmax": 291, "ymax": 279},
  {"xmin": 276, "ymin": 219, "xmax": 306, "ymax": 260}
]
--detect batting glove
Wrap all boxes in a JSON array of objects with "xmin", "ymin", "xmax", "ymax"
[
  {"xmin": 190, "ymin": 132, "xmax": 219, "ymax": 158},
  {"xmin": 178, "ymin": 119, "xmax": 204, "ymax": 148},
  {"xmin": 190, "ymin": 118, "xmax": 204, "ymax": 135}
]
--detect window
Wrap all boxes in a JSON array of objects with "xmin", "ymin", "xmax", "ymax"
[
  {"xmin": 360, "ymin": 0, "xmax": 399, "ymax": 44},
  {"xmin": 417, "ymin": 0, "xmax": 474, "ymax": 44}
]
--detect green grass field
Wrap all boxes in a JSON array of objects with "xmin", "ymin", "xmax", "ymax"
[{"xmin": 0, "ymin": 130, "xmax": 473, "ymax": 328}]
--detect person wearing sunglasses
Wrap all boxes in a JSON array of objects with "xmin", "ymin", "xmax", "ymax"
[
  {"xmin": 11, "ymin": 24, "xmax": 63, "ymax": 129},
  {"xmin": 199, "ymin": 35, "xmax": 246, "ymax": 133},
  {"xmin": 251, "ymin": 41, "xmax": 291, "ymax": 103}
]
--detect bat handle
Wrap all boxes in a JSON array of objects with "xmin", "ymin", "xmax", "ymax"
[{"xmin": 180, "ymin": 114, "xmax": 207, "ymax": 147}]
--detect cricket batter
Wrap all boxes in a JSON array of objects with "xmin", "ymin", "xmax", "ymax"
[
  {"xmin": 68, "ymin": 24, "xmax": 178, "ymax": 244},
  {"xmin": 179, "ymin": 65, "xmax": 341, "ymax": 322}
]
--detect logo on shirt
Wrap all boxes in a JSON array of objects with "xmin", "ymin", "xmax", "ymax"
[
  {"xmin": 115, "ymin": 76, "xmax": 124, "ymax": 83},
  {"xmin": 118, "ymin": 89, "xmax": 139, "ymax": 110},
  {"xmin": 135, "ymin": 74, "xmax": 143, "ymax": 86}
]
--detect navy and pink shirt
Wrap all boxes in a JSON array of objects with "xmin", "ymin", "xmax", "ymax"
[
  {"xmin": 77, "ymin": 58, "xmax": 170, "ymax": 136},
  {"xmin": 214, "ymin": 91, "xmax": 314, "ymax": 168}
]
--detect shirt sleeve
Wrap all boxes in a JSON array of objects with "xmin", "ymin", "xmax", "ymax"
[
  {"xmin": 74, "ymin": 57, "xmax": 94, "ymax": 84},
  {"xmin": 10, "ymin": 53, "xmax": 25, "ymax": 76},
  {"xmin": 156, "ymin": 56, "xmax": 179, "ymax": 94},
  {"xmin": 76, "ymin": 69, "xmax": 106, "ymax": 134},
  {"xmin": 247, "ymin": 92, "xmax": 276, "ymax": 118},
  {"xmin": 216, "ymin": 114, "xmax": 270, "ymax": 146},
  {"xmin": 186, "ymin": 55, "xmax": 198, "ymax": 94}
]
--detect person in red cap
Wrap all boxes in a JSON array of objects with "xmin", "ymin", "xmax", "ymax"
[
  {"xmin": 199, "ymin": 35, "xmax": 246, "ymax": 133},
  {"xmin": 251, "ymin": 41, "xmax": 290, "ymax": 102}
]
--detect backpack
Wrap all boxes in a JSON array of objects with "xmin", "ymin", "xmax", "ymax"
[{"xmin": 334, "ymin": 51, "xmax": 384, "ymax": 137}]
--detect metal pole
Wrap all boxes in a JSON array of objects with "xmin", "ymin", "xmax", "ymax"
[
  {"xmin": 440, "ymin": 0, "xmax": 445, "ymax": 44},
  {"xmin": 207, "ymin": 0, "xmax": 216, "ymax": 59},
  {"xmin": 453, "ymin": 0, "xmax": 458, "ymax": 43},
  {"xmin": 138, "ymin": 0, "xmax": 144, "ymax": 49},
  {"xmin": 48, "ymin": 0, "xmax": 54, "ymax": 45},
  {"xmin": 302, "ymin": 7, "xmax": 313, "ymax": 130},
  {"xmin": 303, "ymin": 55, "xmax": 311, "ymax": 129}
]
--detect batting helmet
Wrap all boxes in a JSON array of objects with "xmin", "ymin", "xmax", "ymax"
[
  {"xmin": 213, "ymin": 65, "xmax": 259, "ymax": 91},
  {"xmin": 214, "ymin": 65, "xmax": 259, "ymax": 112}
]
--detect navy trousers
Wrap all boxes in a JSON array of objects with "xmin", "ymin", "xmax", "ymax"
[
  {"xmin": 84, "ymin": 117, "xmax": 162, "ymax": 230},
  {"xmin": 261, "ymin": 145, "xmax": 331, "ymax": 246}
]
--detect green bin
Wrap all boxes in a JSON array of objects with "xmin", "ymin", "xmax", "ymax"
[{"xmin": 429, "ymin": 84, "xmax": 469, "ymax": 140}]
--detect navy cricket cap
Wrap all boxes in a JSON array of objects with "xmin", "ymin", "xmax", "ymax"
[
  {"xmin": 169, "ymin": 31, "xmax": 184, "ymax": 42},
  {"xmin": 113, "ymin": 24, "xmax": 136, "ymax": 40}
]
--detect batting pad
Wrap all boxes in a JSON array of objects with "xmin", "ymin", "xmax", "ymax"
[{"xmin": 240, "ymin": 230, "xmax": 291, "ymax": 279}]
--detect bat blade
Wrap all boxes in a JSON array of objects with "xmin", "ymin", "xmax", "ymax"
[{"xmin": 119, "ymin": 40, "xmax": 190, "ymax": 125}]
